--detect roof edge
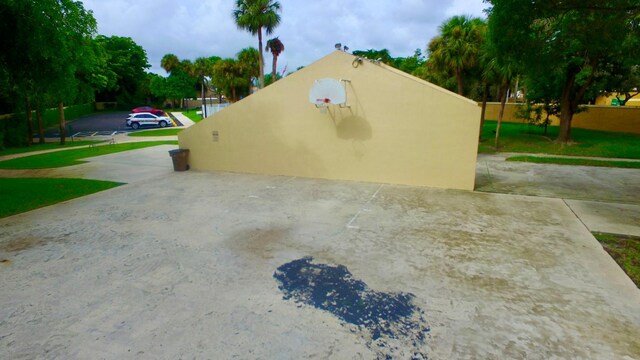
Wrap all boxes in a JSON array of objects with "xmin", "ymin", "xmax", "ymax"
[{"xmin": 332, "ymin": 51, "xmax": 479, "ymax": 107}]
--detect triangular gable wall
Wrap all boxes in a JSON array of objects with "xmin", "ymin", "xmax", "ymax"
[{"xmin": 178, "ymin": 51, "xmax": 480, "ymax": 190}]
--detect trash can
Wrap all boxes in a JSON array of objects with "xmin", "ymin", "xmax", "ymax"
[{"xmin": 169, "ymin": 149, "xmax": 190, "ymax": 171}]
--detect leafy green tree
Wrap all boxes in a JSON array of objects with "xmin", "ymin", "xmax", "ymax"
[
  {"xmin": 237, "ymin": 47, "xmax": 260, "ymax": 88},
  {"xmin": 487, "ymin": 0, "xmax": 640, "ymax": 143},
  {"xmin": 426, "ymin": 16, "xmax": 487, "ymax": 96},
  {"xmin": 352, "ymin": 49, "xmax": 395, "ymax": 65},
  {"xmin": 212, "ymin": 58, "xmax": 249, "ymax": 102},
  {"xmin": 265, "ymin": 37, "xmax": 285, "ymax": 83},
  {"xmin": 0, "ymin": 0, "xmax": 98, "ymax": 145},
  {"xmin": 94, "ymin": 35, "xmax": 150, "ymax": 104},
  {"xmin": 232, "ymin": 0, "xmax": 282, "ymax": 89},
  {"xmin": 264, "ymin": 73, "xmax": 282, "ymax": 86},
  {"xmin": 150, "ymin": 69, "xmax": 196, "ymax": 108},
  {"xmin": 394, "ymin": 49, "xmax": 426, "ymax": 75},
  {"xmin": 195, "ymin": 57, "xmax": 216, "ymax": 114}
]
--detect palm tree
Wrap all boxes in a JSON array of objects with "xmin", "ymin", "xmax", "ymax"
[
  {"xmin": 265, "ymin": 37, "xmax": 285, "ymax": 83},
  {"xmin": 212, "ymin": 58, "xmax": 248, "ymax": 102},
  {"xmin": 427, "ymin": 16, "xmax": 486, "ymax": 96},
  {"xmin": 161, "ymin": 53, "xmax": 180, "ymax": 74},
  {"xmin": 195, "ymin": 57, "xmax": 214, "ymax": 116},
  {"xmin": 232, "ymin": 0, "xmax": 281, "ymax": 89},
  {"xmin": 237, "ymin": 47, "xmax": 260, "ymax": 90}
]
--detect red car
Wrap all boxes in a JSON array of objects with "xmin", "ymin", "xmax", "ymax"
[{"xmin": 131, "ymin": 106, "xmax": 164, "ymax": 116}]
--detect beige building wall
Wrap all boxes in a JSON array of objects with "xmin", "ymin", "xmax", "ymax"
[
  {"xmin": 595, "ymin": 94, "xmax": 640, "ymax": 107},
  {"xmin": 483, "ymin": 103, "xmax": 640, "ymax": 134},
  {"xmin": 179, "ymin": 51, "xmax": 480, "ymax": 190}
]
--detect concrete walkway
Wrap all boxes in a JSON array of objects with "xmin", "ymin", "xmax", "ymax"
[
  {"xmin": 1, "ymin": 148, "xmax": 639, "ymax": 359},
  {"xmin": 171, "ymin": 112, "xmax": 196, "ymax": 127},
  {"xmin": 476, "ymin": 153, "xmax": 640, "ymax": 238}
]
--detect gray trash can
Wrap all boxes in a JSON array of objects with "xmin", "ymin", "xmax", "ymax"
[{"xmin": 169, "ymin": 149, "xmax": 190, "ymax": 171}]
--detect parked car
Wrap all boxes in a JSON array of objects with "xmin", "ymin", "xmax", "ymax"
[
  {"xmin": 131, "ymin": 106, "xmax": 165, "ymax": 116},
  {"xmin": 126, "ymin": 112, "xmax": 172, "ymax": 130}
]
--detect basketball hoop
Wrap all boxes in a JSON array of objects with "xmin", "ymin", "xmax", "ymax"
[
  {"xmin": 309, "ymin": 79, "xmax": 348, "ymax": 114},
  {"xmin": 315, "ymin": 97, "xmax": 331, "ymax": 113}
]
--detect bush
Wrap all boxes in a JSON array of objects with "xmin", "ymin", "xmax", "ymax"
[{"xmin": 0, "ymin": 114, "xmax": 28, "ymax": 149}]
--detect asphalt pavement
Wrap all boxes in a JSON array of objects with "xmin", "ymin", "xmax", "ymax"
[{"xmin": 42, "ymin": 111, "xmax": 130, "ymax": 137}]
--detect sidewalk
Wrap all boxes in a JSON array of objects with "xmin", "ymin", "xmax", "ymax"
[
  {"xmin": 171, "ymin": 112, "xmax": 196, "ymax": 127},
  {"xmin": 0, "ymin": 134, "xmax": 177, "ymax": 162},
  {"xmin": 476, "ymin": 152, "xmax": 640, "ymax": 237}
]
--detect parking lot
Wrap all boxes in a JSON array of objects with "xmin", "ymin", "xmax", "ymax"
[{"xmin": 44, "ymin": 111, "xmax": 181, "ymax": 138}]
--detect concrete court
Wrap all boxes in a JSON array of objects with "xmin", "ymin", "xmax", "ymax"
[{"xmin": 1, "ymin": 148, "xmax": 640, "ymax": 359}]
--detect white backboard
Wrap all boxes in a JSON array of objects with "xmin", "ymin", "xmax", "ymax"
[{"xmin": 309, "ymin": 78, "xmax": 347, "ymax": 106}]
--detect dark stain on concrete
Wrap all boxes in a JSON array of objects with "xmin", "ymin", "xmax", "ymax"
[{"xmin": 274, "ymin": 257, "xmax": 429, "ymax": 359}]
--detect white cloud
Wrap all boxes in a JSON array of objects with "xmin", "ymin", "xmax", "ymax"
[{"xmin": 79, "ymin": 0, "xmax": 488, "ymax": 75}]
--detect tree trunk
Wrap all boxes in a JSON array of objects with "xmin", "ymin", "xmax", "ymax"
[
  {"xmin": 544, "ymin": 114, "xmax": 550, "ymax": 136},
  {"xmin": 58, "ymin": 102, "xmax": 66, "ymax": 145},
  {"xmin": 557, "ymin": 72, "xmax": 577, "ymax": 143},
  {"xmin": 479, "ymin": 82, "xmax": 489, "ymax": 141},
  {"xmin": 495, "ymin": 81, "xmax": 510, "ymax": 150},
  {"xmin": 455, "ymin": 69, "xmax": 464, "ymax": 96},
  {"xmin": 36, "ymin": 104, "xmax": 44, "ymax": 144},
  {"xmin": 25, "ymin": 97, "xmax": 33, "ymax": 146},
  {"xmin": 257, "ymin": 28, "xmax": 265, "ymax": 89},
  {"xmin": 201, "ymin": 76, "xmax": 207, "ymax": 118},
  {"xmin": 272, "ymin": 55, "xmax": 278, "ymax": 83}
]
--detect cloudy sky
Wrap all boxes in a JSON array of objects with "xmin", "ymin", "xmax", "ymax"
[{"xmin": 78, "ymin": 0, "xmax": 488, "ymax": 76}]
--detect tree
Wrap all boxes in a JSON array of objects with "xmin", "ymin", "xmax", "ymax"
[
  {"xmin": 488, "ymin": 58, "xmax": 516, "ymax": 149},
  {"xmin": 427, "ymin": 16, "xmax": 487, "ymax": 96},
  {"xmin": 265, "ymin": 37, "xmax": 285, "ymax": 83},
  {"xmin": 394, "ymin": 49, "xmax": 426, "ymax": 75},
  {"xmin": 161, "ymin": 53, "xmax": 180, "ymax": 74},
  {"xmin": 94, "ymin": 35, "xmax": 150, "ymax": 104},
  {"xmin": 195, "ymin": 57, "xmax": 215, "ymax": 116},
  {"xmin": 212, "ymin": 58, "xmax": 249, "ymax": 102},
  {"xmin": 487, "ymin": 0, "xmax": 640, "ymax": 143},
  {"xmin": 232, "ymin": 0, "xmax": 282, "ymax": 89},
  {"xmin": 352, "ymin": 49, "xmax": 395, "ymax": 65},
  {"xmin": 237, "ymin": 47, "xmax": 260, "ymax": 89},
  {"xmin": 150, "ymin": 69, "xmax": 196, "ymax": 108},
  {"xmin": 264, "ymin": 73, "xmax": 282, "ymax": 86},
  {"xmin": 0, "ymin": 0, "xmax": 98, "ymax": 145}
]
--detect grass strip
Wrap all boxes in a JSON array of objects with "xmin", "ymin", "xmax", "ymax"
[
  {"xmin": 506, "ymin": 155, "xmax": 640, "ymax": 169},
  {"xmin": 0, "ymin": 178, "xmax": 123, "ymax": 218},
  {"xmin": 128, "ymin": 128, "xmax": 183, "ymax": 137},
  {"xmin": 0, "ymin": 141, "xmax": 177, "ymax": 169},
  {"xmin": 177, "ymin": 109, "xmax": 203, "ymax": 123},
  {"xmin": 0, "ymin": 141, "xmax": 103, "ymax": 157},
  {"xmin": 593, "ymin": 232, "xmax": 640, "ymax": 288},
  {"xmin": 479, "ymin": 121, "xmax": 640, "ymax": 159}
]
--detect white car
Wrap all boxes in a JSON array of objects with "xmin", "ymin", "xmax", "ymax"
[{"xmin": 126, "ymin": 112, "xmax": 172, "ymax": 130}]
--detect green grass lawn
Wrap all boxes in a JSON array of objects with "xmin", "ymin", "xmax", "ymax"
[
  {"xmin": 0, "ymin": 141, "xmax": 177, "ymax": 169},
  {"xmin": 506, "ymin": 155, "xmax": 640, "ymax": 168},
  {"xmin": 594, "ymin": 232, "xmax": 640, "ymax": 288},
  {"xmin": 178, "ymin": 109, "xmax": 204, "ymax": 123},
  {"xmin": 479, "ymin": 121, "xmax": 640, "ymax": 159},
  {"xmin": 128, "ymin": 128, "xmax": 183, "ymax": 137},
  {"xmin": 0, "ymin": 141, "xmax": 103, "ymax": 157},
  {"xmin": 0, "ymin": 178, "xmax": 122, "ymax": 218}
]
